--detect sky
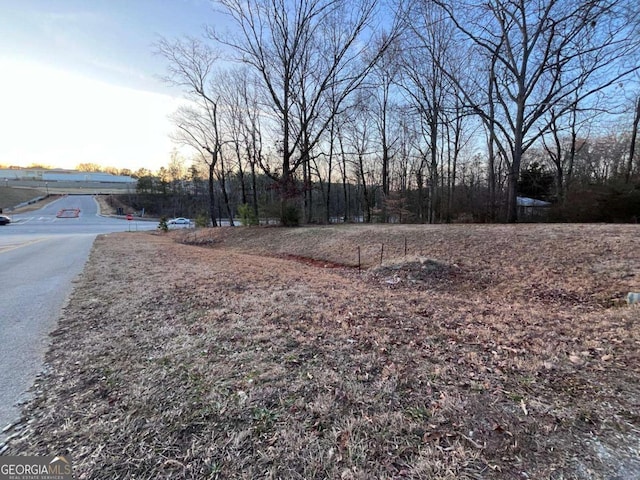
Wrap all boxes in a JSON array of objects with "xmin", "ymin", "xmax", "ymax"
[{"xmin": 0, "ymin": 0, "xmax": 222, "ymax": 172}]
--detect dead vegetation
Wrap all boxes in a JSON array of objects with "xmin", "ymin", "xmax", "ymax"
[
  {"xmin": 0, "ymin": 187, "xmax": 46, "ymax": 211},
  {"xmin": 6, "ymin": 224, "xmax": 640, "ymax": 479}
]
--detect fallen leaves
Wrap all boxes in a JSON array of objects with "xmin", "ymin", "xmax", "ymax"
[{"xmin": 5, "ymin": 225, "xmax": 640, "ymax": 480}]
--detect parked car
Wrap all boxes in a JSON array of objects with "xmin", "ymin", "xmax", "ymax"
[
  {"xmin": 0, "ymin": 214, "xmax": 11, "ymax": 225},
  {"xmin": 167, "ymin": 217, "xmax": 192, "ymax": 228}
]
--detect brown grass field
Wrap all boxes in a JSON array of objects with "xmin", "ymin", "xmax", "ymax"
[{"xmin": 5, "ymin": 224, "xmax": 640, "ymax": 479}]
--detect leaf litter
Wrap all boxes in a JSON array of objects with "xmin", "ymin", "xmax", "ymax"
[{"xmin": 5, "ymin": 224, "xmax": 640, "ymax": 479}]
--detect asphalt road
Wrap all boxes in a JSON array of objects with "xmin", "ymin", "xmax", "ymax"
[{"xmin": 0, "ymin": 195, "xmax": 156, "ymax": 437}]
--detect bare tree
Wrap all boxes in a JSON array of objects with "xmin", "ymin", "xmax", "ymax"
[
  {"xmin": 217, "ymin": 70, "xmax": 250, "ymax": 207},
  {"xmin": 432, "ymin": 0, "xmax": 640, "ymax": 222},
  {"xmin": 336, "ymin": 127, "xmax": 352, "ymax": 222},
  {"xmin": 157, "ymin": 38, "xmax": 220, "ymax": 226},
  {"xmin": 320, "ymin": 75, "xmax": 343, "ymax": 223},
  {"xmin": 625, "ymin": 95, "xmax": 640, "ymax": 183},
  {"xmin": 541, "ymin": 96, "xmax": 596, "ymax": 202},
  {"xmin": 157, "ymin": 38, "xmax": 237, "ymax": 226},
  {"xmin": 218, "ymin": 69, "xmax": 264, "ymax": 222},
  {"xmin": 170, "ymin": 106, "xmax": 221, "ymax": 226},
  {"xmin": 342, "ymin": 97, "xmax": 377, "ymax": 222},
  {"xmin": 441, "ymin": 91, "xmax": 474, "ymax": 221},
  {"xmin": 217, "ymin": 68, "xmax": 267, "ymax": 226},
  {"xmin": 212, "ymin": 0, "xmax": 395, "ymax": 225},
  {"xmin": 76, "ymin": 163, "xmax": 103, "ymax": 172},
  {"xmin": 399, "ymin": 2, "xmax": 460, "ymax": 223},
  {"xmin": 370, "ymin": 34, "xmax": 403, "ymax": 222}
]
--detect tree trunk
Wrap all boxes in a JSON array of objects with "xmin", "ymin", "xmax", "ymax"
[
  {"xmin": 507, "ymin": 92, "xmax": 526, "ymax": 223},
  {"xmin": 487, "ymin": 54, "xmax": 498, "ymax": 221},
  {"xmin": 208, "ymin": 161, "xmax": 217, "ymax": 227},
  {"xmin": 381, "ymin": 134, "xmax": 389, "ymax": 223},
  {"xmin": 506, "ymin": 169, "xmax": 519, "ymax": 223},
  {"xmin": 236, "ymin": 144, "xmax": 247, "ymax": 205},
  {"xmin": 250, "ymin": 156, "xmax": 259, "ymax": 223},
  {"xmin": 565, "ymin": 108, "xmax": 579, "ymax": 200},
  {"xmin": 306, "ymin": 154, "xmax": 313, "ymax": 223},
  {"xmin": 326, "ymin": 156, "xmax": 333, "ymax": 223},
  {"xmin": 429, "ymin": 121, "xmax": 438, "ymax": 224},
  {"xmin": 279, "ymin": 171, "xmax": 300, "ymax": 226},
  {"xmin": 339, "ymin": 134, "xmax": 349, "ymax": 222},
  {"xmin": 626, "ymin": 96, "xmax": 640, "ymax": 184},
  {"xmin": 218, "ymin": 152, "xmax": 235, "ymax": 227},
  {"xmin": 325, "ymin": 123, "xmax": 334, "ymax": 223},
  {"xmin": 358, "ymin": 155, "xmax": 371, "ymax": 223},
  {"xmin": 248, "ymin": 124, "xmax": 260, "ymax": 222},
  {"xmin": 416, "ymin": 169, "xmax": 425, "ymax": 223}
]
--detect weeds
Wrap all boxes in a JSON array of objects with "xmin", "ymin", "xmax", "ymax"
[{"xmin": 6, "ymin": 224, "xmax": 640, "ymax": 479}]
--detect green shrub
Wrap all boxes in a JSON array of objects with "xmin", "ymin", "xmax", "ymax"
[
  {"xmin": 238, "ymin": 203, "xmax": 259, "ymax": 226},
  {"xmin": 281, "ymin": 204, "xmax": 300, "ymax": 226},
  {"xmin": 158, "ymin": 216, "xmax": 169, "ymax": 232},
  {"xmin": 195, "ymin": 211, "xmax": 210, "ymax": 228}
]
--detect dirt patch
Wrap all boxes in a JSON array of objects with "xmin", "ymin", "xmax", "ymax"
[
  {"xmin": 367, "ymin": 257, "xmax": 464, "ymax": 289},
  {"xmin": 277, "ymin": 253, "xmax": 352, "ymax": 269},
  {"xmin": 5, "ymin": 224, "xmax": 640, "ymax": 479}
]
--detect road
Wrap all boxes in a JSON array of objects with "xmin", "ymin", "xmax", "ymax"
[{"xmin": 0, "ymin": 195, "xmax": 156, "ymax": 437}]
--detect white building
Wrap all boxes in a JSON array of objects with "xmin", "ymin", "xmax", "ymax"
[{"xmin": 0, "ymin": 168, "xmax": 135, "ymax": 184}]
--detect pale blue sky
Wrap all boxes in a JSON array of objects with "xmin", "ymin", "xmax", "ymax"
[{"xmin": 0, "ymin": 0, "xmax": 220, "ymax": 171}]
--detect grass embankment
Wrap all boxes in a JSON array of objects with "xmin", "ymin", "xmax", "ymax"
[
  {"xmin": 0, "ymin": 186, "xmax": 45, "ymax": 210},
  {"xmin": 6, "ymin": 224, "xmax": 640, "ymax": 479}
]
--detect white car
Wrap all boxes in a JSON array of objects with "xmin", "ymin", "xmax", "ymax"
[{"xmin": 167, "ymin": 217, "xmax": 192, "ymax": 228}]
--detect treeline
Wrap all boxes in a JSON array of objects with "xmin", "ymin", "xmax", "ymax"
[
  {"xmin": 112, "ymin": 127, "xmax": 640, "ymax": 224},
  {"xmin": 74, "ymin": 163, "xmax": 154, "ymax": 178},
  {"xmin": 150, "ymin": 0, "xmax": 640, "ymax": 225}
]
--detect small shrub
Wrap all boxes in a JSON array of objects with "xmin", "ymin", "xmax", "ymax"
[
  {"xmin": 281, "ymin": 204, "xmax": 300, "ymax": 226},
  {"xmin": 195, "ymin": 211, "xmax": 210, "ymax": 228},
  {"xmin": 158, "ymin": 216, "xmax": 168, "ymax": 232},
  {"xmin": 238, "ymin": 203, "xmax": 259, "ymax": 226}
]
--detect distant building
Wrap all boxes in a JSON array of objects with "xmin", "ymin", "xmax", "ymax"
[
  {"xmin": 517, "ymin": 196, "xmax": 552, "ymax": 219},
  {"xmin": 0, "ymin": 168, "xmax": 135, "ymax": 184}
]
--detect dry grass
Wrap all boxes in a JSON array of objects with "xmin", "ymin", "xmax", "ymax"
[
  {"xmin": 6, "ymin": 224, "xmax": 640, "ymax": 479},
  {"xmin": 0, "ymin": 186, "xmax": 46, "ymax": 210},
  {"xmin": 94, "ymin": 194, "xmax": 120, "ymax": 216}
]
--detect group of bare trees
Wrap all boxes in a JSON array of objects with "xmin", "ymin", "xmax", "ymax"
[{"xmin": 157, "ymin": 0, "xmax": 640, "ymax": 225}]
